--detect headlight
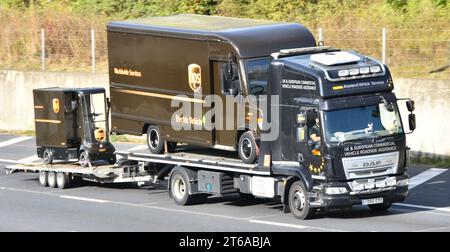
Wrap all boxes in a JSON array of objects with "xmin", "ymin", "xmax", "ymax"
[
  {"xmin": 325, "ymin": 187, "xmax": 348, "ymax": 195},
  {"xmin": 338, "ymin": 69, "xmax": 349, "ymax": 77},
  {"xmin": 397, "ymin": 178, "xmax": 409, "ymax": 187},
  {"xmin": 386, "ymin": 177, "xmax": 397, "ymax": 187},
  {"xmin": 349, "ymin": 68, "xmax": 359, "ymax": 76},
  {"xmin": 359, "ymin": 67, "xmax": 370, "ymax": 74}
]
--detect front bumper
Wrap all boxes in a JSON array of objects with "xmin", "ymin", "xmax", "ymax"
[{"xmin": 313, "ymin": 174, "xmax": 409, "ymax": 209}]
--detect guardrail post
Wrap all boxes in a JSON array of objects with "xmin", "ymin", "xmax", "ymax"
[
  {"xmin": 91, "ymin": 29, "xmax": 96, "ymax": 73},
  {"xmin": 41, "ymin": 28, "xmax": 45, "ymax": 71},
  {"xmin": 382, "ymin": 27, "xmax": 387, "ymax": 64},
  {"xmin": 318, "ymin": 28, "xmax": 323, "ymax": 43}
]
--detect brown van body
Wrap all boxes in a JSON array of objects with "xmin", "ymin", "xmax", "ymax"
[{"xmin": 107, "ymin": 14, "xmax": 316, "ymax": 149}]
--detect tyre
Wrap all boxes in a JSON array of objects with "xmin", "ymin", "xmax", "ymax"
[
  {"xmin": 108, "ymin": 155, "xmax": 117, "ymax": 165},
  {"xmin": 288, "ymin": 180, "xmax": 315, "ymax": 220},
  {"xmin": 38, "ymin": 171, "xmax": 48, "ymax": 187},
  {"xmin": 169, "ymin": 170, "xmax": 202, "ymax": 205},
  {"xmin": 56, "ymin": 172, "xmax": 70, "ymax": 189},
  {"xmin": 47, "ymin": 171, "xmax": 57, "ymax": 188},
  {"xmin": 43, "ymin": 148, "xmax": 53, "ymax": 165},
  {"xmin": 79, "ymin": 150, "xmax": 90, "ymax": 167},
  {"xmin": 238, "ymin": 131, "xmax": 258, "ymax": 164},
  {"xmin": 369, "ymin": 202, "xmax": 392, "ymax": 212},
  {"xmin": 147, "ymin": 125, "xmax": 164, "ymax": 154}
]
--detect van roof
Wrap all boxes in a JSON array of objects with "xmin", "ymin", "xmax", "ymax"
[{"xmin": 107, "ymin": 14, "xmax": 316, "ymax": 58}]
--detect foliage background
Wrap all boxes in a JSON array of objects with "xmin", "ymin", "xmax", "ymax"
[{"xmin": 0, "ymin": 0, "xmax": 449, "ymax": 77}]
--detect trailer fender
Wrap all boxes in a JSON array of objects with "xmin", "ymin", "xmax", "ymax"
[{"xmin": 168, "ymin": 166, "xmax": 200, "ymax": 197}]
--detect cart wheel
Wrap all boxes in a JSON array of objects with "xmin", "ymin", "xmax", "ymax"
[
  {"xmin": 56, "ymin": 172, "xmax": 70, "ymax": 189},
  {"xmin": 108, "ymin": 155, "xmax": 117, "ymax": 165},
  {"xmin": 79, "ymin": 151, "xmax": 90, "ymax": 167},
  {"xmin": 288, "ymin": 180, "xmax": 315, "ymax": 220},
  {"xmin": 238, "ymin": 131, "xmax": 258, "ymax": 164},
  {"xmin": 43, "ymin": 148, "xmax": 53, "ymax": 165},
  {"xmin": 147, "ymin": 125, "xmax": 164, "ymax": 154},
  {"xmin": 47, "ymin": 171, "xmax": 57, "ymax": 188},
  {"xmin": 38, "ymin": 171, "xmax": 48, "ymax": 187}
]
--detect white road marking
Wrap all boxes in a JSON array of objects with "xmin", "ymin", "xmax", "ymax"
[
  {"xmin": 126, "ymin": 145, "xmax": 148, "ymax": 152},
  {"xmin": 248, "ymin": 220, "xmax": 307, "ymax": 230},
  {"xmin": 17, "ymin": 155, "xmax": 39, "ymax": 164},
  {"xmin": 59, "ymin": 195, "xmax": 109, "ymax": 203},
  {"xmin": 394, "ymin": 203, "xmax": 450, "ymax": 213},
  {"xmin": 414, "ymin": 226, "xmax": 450, "ymax": 232},
  {"xmin": 0, "ymin": 136, "xmax": 33, "ymax": 148},
  {"xmin": 409, "ymin": 168, "xmax": 447, "ymax": 189},
  {"xmin": 0, "ymin": 158, "xmax": 28, "ymax": 164}
]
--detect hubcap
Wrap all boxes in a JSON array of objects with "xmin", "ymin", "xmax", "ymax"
[
  {"xmin": 150, "ymin": 129, "xmax": 159, "ymax": 149},
  {"xmin": 173, "ymin": 177, "xmax": 186, "ymax": 200},
  {"xmin": 293, "ymin": 190, "xmax": 306, "ymax": 211},
  {"xmin": 241, "ymin": 138, "xmax": 252, "ymax": 159},
  {"xmin": 57, "ymin": 173, "xmax": 63, "ymax": 186},
  {"xmin": 79, "ymin": 152, "xmax": 88, "ymax": 166},
  {"xmin": 39, "ymin": 172, "xmax": 46, "ymax": 184}
]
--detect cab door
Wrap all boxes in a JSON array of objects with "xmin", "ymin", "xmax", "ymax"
[{"xmin": 211, "ymin": 61, "xmax": 240, "ymax": 149}]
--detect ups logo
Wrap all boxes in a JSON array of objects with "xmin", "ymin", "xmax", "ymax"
[
  {"xmin": 188, "ymin": 64, "xmax": 202, "ymax": 92},
  {"xmin": 52, "ymin": 98, "xmax": 60, "ymax": 114}
]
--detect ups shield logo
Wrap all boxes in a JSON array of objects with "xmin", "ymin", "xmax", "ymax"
[
  {"xmin": 188, "ymin": 64, "xmax": 202, "ymax": 92},
  {"xmin": 52, "ymin": 98, "xmax": 60, "ymax": 114}
]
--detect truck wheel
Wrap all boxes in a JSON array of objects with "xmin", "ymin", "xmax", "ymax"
[
  {"xmin": 79, "ymin": 151, "xmax": 90, "ymax": 167},
  {"xmin": 47, "ymin": 171, "xmax": 57, "ymax": 188},
  {"xmin": 147, "ymin": 125, "xmax": 164, "ymax": 154},
  {"xmin": 288, "ymin": 180, "xmax": 315, "ymax": 220},
  {"xmin": 43, "ymin": 148, "xmax": 53, "ymax": 165},
  {"xmin": 39, "ymin": 171, "xmax": 48, "ymax": 187},
  {"xmin": 369, "ymin": 202, "xmax": 392, "ymax": 212},
  {"xmin": 169, "ymin": 170, "xmax": 202, "ymax": 205},
  {"xmin": 238, "ymin": 131, "xmax": 258, "ymax": 164},
  {"xmin": 56, "ymin": 172, "xmax": 70, "ymax": 189}
]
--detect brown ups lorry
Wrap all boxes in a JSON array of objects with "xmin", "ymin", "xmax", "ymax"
[{"xmin": 107, "ymin": 14, "xmax": 316, "ymax": 163}]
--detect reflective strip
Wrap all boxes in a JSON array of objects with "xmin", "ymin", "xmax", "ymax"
[
  {"xmin": 113, "ymin": 88, "xmax": 204, "ymax": 104},
  {"xmin": 35, "ymin": 119, "xmax": 62, "ymax": 124},
  {"xmin": 34, "ymin": 105, "xmax": 44, "ymax": 109}
]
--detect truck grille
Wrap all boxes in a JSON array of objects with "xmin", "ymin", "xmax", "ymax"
[{"xmin": 341, "ymin": 152, "xmax": 399, "ymax": 180}]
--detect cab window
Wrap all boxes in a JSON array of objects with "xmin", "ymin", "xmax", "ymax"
[{"xmin": 246, "ymin": 58, "xmax": 270, "ymax": 95}]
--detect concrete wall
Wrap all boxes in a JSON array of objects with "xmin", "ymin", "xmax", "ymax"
[
  {"xmin": 0, "ymin": 70, "xmax": 449, "ymax": 156},
  {"xmin": 0, "ymin": 70, "xmax": 108, "ymax": 130}
]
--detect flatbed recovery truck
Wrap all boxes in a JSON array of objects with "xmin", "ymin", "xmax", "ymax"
[{"xmin": 4, "ymin": 15, "xmax": 417, "ymax": 220}]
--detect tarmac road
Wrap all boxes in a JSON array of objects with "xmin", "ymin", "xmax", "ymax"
[{"xmin": 0, "ymin": 134, "xmax": 449, "ymax": 232}]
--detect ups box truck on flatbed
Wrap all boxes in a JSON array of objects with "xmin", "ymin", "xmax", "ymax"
[
  {"xmin": 6, "ymin": 15, "xmax": 417, "ymax": 220},
  {"xmin": 107, "ymin": 14, "xmax": 317, "ymax": 163}
]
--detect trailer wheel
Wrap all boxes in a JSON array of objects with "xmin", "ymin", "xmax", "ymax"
[
  {"xmin": 147, "ymin": 125, "xmax": 164, "ymax": 154},
  {"xmin": 238, "ymin": 131, "xmax": 258, "ymax": 164},
  {"xmin": 43, "ymin": 148, "xmax": 53, "ymax": 165},
  {"xmin": 288, "ymin": 180, "xmax": 315, "ymax": 220},
  {"xmin": 56, "ymin": 172, "xmax": 70, "ymax": 189},
  {"xmin": 369, "ymin": 202, "xmax": 392, "ymax": 212},
  {"xmin": 47, "ymin": 172, "xmax": 57, "ymax": 188},
  {"xmin": 169, "ymin": 170, "xmax": 203, "ymax": 205},
  {"xmin": 79, "ymin": 151, "xmax": 90, "ymax": 167},
  {"xmin": 38, "ymin": 171, "xmax": 48, "ymax": 187}
]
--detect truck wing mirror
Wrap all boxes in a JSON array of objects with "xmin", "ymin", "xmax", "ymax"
[
  {"xmin": 71, "ymin": 100, "xmax": 79, "ymax": 112},
  {"xmin": 406, "ymin": 100, "xmax": 415, "ymax": 112},
  {"xmin": 408, "ymin": 113, "xmax": 416, "ymax": 132}
]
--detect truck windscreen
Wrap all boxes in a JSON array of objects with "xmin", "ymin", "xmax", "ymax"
[{"xmin": 323, "ymin": 103, "xmax": 403, "ymax": 144}]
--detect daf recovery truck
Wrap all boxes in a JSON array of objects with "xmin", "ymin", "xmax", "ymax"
[{"xmin": 5, "ymin": 14, "xmax": 416, "ymax": 220}]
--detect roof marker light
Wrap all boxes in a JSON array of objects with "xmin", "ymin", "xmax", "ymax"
[
  {"xmin": 349, "ymin": 69, "xmax": 359, "ymax": 76},
  {"xmin": 370, "ymin": 65, "xmax": 381, "ymax": 73},
  {"xmin": 360, "ymin": 67, "xmax": 370, "ymax": 74},
  {"xmin": 338, "ymin": 69, "xmax": 349, "ymax": 77}
]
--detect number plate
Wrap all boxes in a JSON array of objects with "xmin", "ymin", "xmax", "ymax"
[{"xmin": 361, "ymin": 197, "xmax": 383, "ymax": 205}]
